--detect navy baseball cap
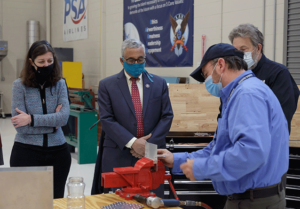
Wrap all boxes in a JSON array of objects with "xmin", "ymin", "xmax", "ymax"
[{"xmin": 190, "ymin": 43, "xmax": 244, "ymax": 82}]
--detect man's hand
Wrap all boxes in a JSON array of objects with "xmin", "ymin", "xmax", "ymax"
[
  {"xmin": 130, "ymin": 149, "xmax": 143, "ymax": 158},
  {"xmin": 180, "ymin": 159, "xmax": 196, "ymax": 181},
  {"xmin": 131, "ymin": 133, "xmax": 152, "ymax": 156},
  {"xmin": 11, "ymin": 108, "xmax": 31, "ymax": 128},
  {"xmin": 55, "ymin": 104, "xmax": 62, "ymax": 129},
  {"xmin": 157, "ymin": 149, "xmax": 174, "ymax": 168}
]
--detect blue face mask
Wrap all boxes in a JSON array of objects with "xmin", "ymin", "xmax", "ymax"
[
  {"xmin": 122, "ymin": 58, "xmax": 145, "ymax": 77},
  {"xmin": 205, "ymin": 63, "xmax": 223, "ymax": 97}
]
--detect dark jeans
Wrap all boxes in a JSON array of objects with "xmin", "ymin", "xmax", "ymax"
[
  {"xmin": 10, "ymin": 142, "xmax": 71, "ymax": 198},
  {"xmin": 224, "ymin": 186, "xmax": 285, "ymax": 209}
]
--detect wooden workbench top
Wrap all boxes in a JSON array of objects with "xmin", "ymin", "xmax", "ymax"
[{"xmin": 53, "ymin": 193, "xmax": 182, "ymax": 209}]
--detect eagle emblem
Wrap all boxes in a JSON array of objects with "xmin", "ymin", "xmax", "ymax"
[{"xmin": 170, "ymin": 11, "xmax": 190, "ymax": 56}]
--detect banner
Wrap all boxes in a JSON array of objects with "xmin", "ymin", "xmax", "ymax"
[
  {"xmin": 123, "ymin": 0, "xmax": 194, "ymax": 67},
  {"xmin": 63, "ymin": 0, "xmax": 88, "ymax": 42}
]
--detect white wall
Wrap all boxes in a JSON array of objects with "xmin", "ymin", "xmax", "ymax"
[
  {"xmin": 0, "ymin": 0, "xmax": 46, "ymax": 114},
  {"xmin": 101, "ymin": 0, "xmax": 285, "ymax": 83},
  {"xmin": 50, "ymin": 0, "xmax": 101, "ymax": 92},
  {"xmin": 0, "ymin": 0, "xmax": 287, "ymax": 114}
]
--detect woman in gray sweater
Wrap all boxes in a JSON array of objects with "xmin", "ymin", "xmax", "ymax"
[{"xmin": 10, "ymin": 40, "xmax": 71, "ymax": 198}]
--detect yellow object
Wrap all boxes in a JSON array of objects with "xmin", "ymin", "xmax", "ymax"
[{"xmin": 62, "ymin": 62, "xmax": 82, "ymax": 88}]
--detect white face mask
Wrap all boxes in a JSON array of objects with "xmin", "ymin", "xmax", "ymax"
[{"xmin": 243, "ymin": 48, "xmax": 259, "ymax": 69}]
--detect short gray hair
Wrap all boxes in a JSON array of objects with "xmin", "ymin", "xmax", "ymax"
[
  {"xmin": 228, "ymin": 23, "xmax": 264, "ymax": 53},
  {"xmin": 121, "ymin": 39, "xmax": 146, "ymax": 57}
]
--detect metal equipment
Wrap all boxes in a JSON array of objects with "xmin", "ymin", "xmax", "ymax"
[
  {"xmin": 102, "ymin": 142, "xmax": 175, "ymax": 200},
  {"xmin": 0, "ymin": 40, "xmax": 7, "ymax": 117},
  {"xmin": 0, "ymin": 40, "xmax": 8, "ymax": 82},
  {"xmin": 102, "ymin": 157, "xmax": 173, "ymax": 200},
  {"xmin": 100, "ymin": 202, "xmax": 144, "ymax": 209},
  {"xmin": 101, "ymin": 142, "xmax": 212, "ymax": 208},
  {"xmin": 27, "ymin": 20, "xmax": 39, "ymax": 50},
  {"xmin": 0, "ymin": 91, "xmax": 4, "ymax": 118},
  {"xmin": 73, "ymin": 90, "xmax": 94, "ymax": 110},
  {"xmin": 133, "ymin": 194, "xmax": 212, "ymax": 209},
  {"xmin": 66, "ymin": 89, "xmax": 98, "ymax": 164},
  {"xmin": 165, "ymin": 132, "xmax": 226, "ymax": 209}
]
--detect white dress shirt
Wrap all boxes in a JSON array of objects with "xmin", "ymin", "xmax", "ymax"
[{"xmin": 124, "ymin": 71, "xmax": 143, "ymax": 148}]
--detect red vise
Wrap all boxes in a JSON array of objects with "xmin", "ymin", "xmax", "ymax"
[{"xmin": 101, "ymin": 157, "xmax": 171, "ymax": 200}]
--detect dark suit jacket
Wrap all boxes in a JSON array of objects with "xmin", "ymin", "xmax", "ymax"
[{"xmin": 92, "ymin": 70, "xmax": 173, "ymax": 194}]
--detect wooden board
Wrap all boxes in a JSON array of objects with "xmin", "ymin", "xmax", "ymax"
[
  {"xmin": 53, "ymin": 193, "xmax": 182, "ymax": 209},
  {"xmin": 169, "ymin": 84, "xmax": 219, "ymax": 132},
  {"xmin": 290, "ymin": 85, "xmax": 300, "ymax": 147},
  {"xmin": 169, "ymin": 84, "xmax": 300, "ymax": 147},
  {"xmin": 0, "ymin": 167, "xmax": 53, "ymax": 209}
]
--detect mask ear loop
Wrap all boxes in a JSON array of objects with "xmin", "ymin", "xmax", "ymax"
[
  {"xmin": 218, "ymin": 64, "xmax": 223, "ymax": 83},
  {"xmin": 211, "ymin": 59, "xmax": 221, "ymax": 83},
  {"xmin": 143, "ymin": 69, "xmax": 153, "ymax": 82},
  {"xmin": 212, "ymin": 59, "xmax": 223, "ymax": 84},
  {"xmin": 33, "ymin": 61, "xmax": 38, "ymax": 68},
  {"xmin": 254, "ymin": 46, "xmax": 261, "ymax": 63}
]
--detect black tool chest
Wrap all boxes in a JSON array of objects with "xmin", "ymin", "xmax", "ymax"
[
  {"xmin": 286, "ymin": 147, "xmax": 300, "ymax": 209},
  {"xmin": 163, "ymin": 132, "xmax": 227, "ymax": 209},
  {"xmin": 164, "ymin": 132, "xmax": 300, "ymax": 209}
]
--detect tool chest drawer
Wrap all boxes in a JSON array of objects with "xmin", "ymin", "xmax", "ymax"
[
  {"xmin": 164, "ymin": 132, "xmax": 226, "ymax": 209},
  {"xmin": 286, "ymin": 147, "xmax": 300, "ymax": 209}
]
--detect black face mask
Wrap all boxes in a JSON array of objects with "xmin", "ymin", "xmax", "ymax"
[{"xmin": 32, "ymin": 63, "xmax": 54, "ymax": 85}]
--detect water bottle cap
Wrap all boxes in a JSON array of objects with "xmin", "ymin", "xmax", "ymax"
[{"xmin": 69, "ymin": 177, "xmax": 84, "ymax": 183}]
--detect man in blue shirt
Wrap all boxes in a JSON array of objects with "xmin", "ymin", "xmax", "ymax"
[{"xmin": 158, "ymin": 43, "xmax": 289, "ymax": 208}]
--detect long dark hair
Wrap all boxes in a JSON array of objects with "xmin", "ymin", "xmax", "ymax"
[{"xmin": 20, "ymin": 40, "xmax": 62, "ymax": 87}]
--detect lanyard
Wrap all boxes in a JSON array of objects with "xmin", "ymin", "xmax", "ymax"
[
  {"xmin": 226, "ymin": 73, "xmax": 253, "ymax": 107},
  {"xmin": 212, "ymin": 73, "xmax": 254, "ymax": 144}
]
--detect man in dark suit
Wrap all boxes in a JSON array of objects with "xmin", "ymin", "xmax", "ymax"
[{"xmin": 92, "ymin": 39, "xmax": 173, "ymax": 197}]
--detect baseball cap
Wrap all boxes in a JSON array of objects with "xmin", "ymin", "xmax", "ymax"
[{"xmin": 190, "ymin": 43, "xmax": 244, "ymax": 82}]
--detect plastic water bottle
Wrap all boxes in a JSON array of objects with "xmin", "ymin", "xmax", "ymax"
[{"xmin": 67, "ymin": 177, "xmax": 85, "ymax": 209}]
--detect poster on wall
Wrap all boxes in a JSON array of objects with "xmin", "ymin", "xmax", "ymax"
[
  {"xmin": 123, "ymin": 0, "xmax": 194, "ymax": 67},
  {"xmin": 63, "ymin": 0, "xmax": 88, "ymax": 42}
]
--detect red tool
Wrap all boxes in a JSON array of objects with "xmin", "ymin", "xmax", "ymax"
[
  {"xmin": 102, "ymin": 157, "xmax": 176, "ymax": 200},
  {"xmin": 102, "ymin": 157, "xmax": 212, "ymax": 209}
]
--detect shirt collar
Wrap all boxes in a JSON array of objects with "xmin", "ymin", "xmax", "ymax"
[
  {"xmin": 252, "ymin": 53, "xmax": 266, "ymax": 74},
  {"xmin": 220, "ymin": 70, "xmax": 254, "ymax": 103},
  {"xmin": 124, "ymin": 69, "xmax": 143, "ymax": 81}
]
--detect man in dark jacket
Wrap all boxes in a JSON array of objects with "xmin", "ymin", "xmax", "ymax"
[
  {"xmin": 91, "ymin": 39, "xmax": 173, "ymax": 197},
  {"xmin": 228, "ymin": 23, "xmax": 299, "ymax": 134}
]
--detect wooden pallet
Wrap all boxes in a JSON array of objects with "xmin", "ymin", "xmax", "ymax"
[{"xmin": 169, "ymin": 84, "xmax": 300, "ymax": 147}]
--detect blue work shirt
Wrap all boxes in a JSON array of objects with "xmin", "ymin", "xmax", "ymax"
[{"xmin": 172, "ymin": 70, "xmax": 289, "ymax": 195}]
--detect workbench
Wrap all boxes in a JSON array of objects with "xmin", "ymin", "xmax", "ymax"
[
  {"xmin": 53, "ymin": 193, "xmax": 182, "ymax": 209},
  {"xmin": 65, "ymin": 104, "xmax": 98, "ymax": 164}
]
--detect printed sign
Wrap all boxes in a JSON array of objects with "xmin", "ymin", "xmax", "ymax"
[
  {"xmin": 63, "ymin": 0, "xmax": 88, "ymax": 42},
  {"xmin": 124, "ymin": 0, "xmax": 194, "ymax": 67}
]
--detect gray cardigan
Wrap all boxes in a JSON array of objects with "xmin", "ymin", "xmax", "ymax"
[{"xmin": 11, "ymin": 78, "xmax": 70, "ymax": 147}]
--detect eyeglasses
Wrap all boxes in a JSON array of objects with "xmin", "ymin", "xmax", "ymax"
[
  {"xmin": 201, "ymin": 72, "xmax": 208, "ymax": 80},
  {"xmin": 124, "ymin": 57, "xmax": 146, "ymax": 64},
  {"xmin": 201, "ymin": 72, "xmax": 205, "ymax": 79}
]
